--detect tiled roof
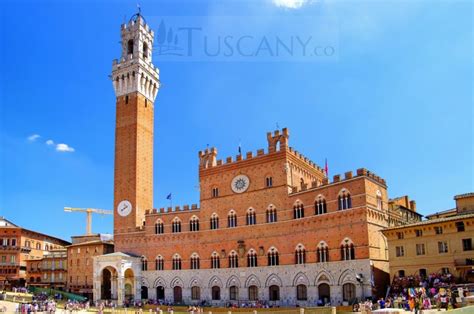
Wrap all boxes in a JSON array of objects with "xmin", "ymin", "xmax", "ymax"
[
  {"xmin": 454, "ymin": 192, "xmax": 474, "ymax": 200},
  {"xmin": 383, "ymin": 212, "xmax": 474, "ymax": 231}
]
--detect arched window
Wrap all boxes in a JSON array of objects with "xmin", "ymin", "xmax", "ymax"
[
  {"xmin": 127, "ymin": 39, "xmax": 134, "ymax": 55},
  {"xmin": 228, "ymin": 210, "xmax": 237, "ymax": 228},
  {"xmin": 342, "ymin": 283, "xmax": 356, "ymax": 302},
  {"xmin": 211, "ymin": 286, "xmax": 221, "ymax": 300},
  {"xmin": 36, "ymin": 243, "xmax": 41, "ymax": 250},
  {"xmin": 338, "ymin": 190, "xmax": 352, "ymax": 210},
  {"xmin": 142, "ymin": 42, "xmax": 148, "ymax": 59},
  {"xmin": 155, "ymin": 255, "xmax": 164, "ymax": 270},
  {"xmin": 141, "ymin": 256, "xmax": 148, "ymax": 271},
  {"xmin": 155, "ymin": 219, "xmax": 164, "ymax": 234},
  {"xmin": 318, "ymin": 283, "xmax": 330, "ymax": 303},
  {"xmin": 248, "ymin": 285, "xmax": 258, "ymax": 301},
  {"xmin": 211, "ymin": 252, "xmax": 220, "ymax": 269},
  {"xmin": 269, "ymin": 285, "xmax": 280, "ymax": 301},
  {"xmin": 228, "ymin": 251, "xmax": 238, "ymax": 268},
  {"xmin": 189, "ymin": 216, "xmax": 199, "ymax": 232},
  {"xmin": 295, "ymin": 244, "xmax": 306, "ymax": 265},
  {"xmin": 172, "ymin": 254, "xmax": 182, "ymax": 270},
  {"xmin": 229, "ymin": 286, "xmax": 238, "ymax": 300},
  {"xmin": 210, "ymin": 213, "xmax": 219, "ymax": 230},
  {"xmin": 265, "ymin": 176, "xmax": 273, "ymax": 187},
  {"xmin": 173, "ymin": 286, "xmax": 182, "ymax": 303},
  {"xmin": 191, "ymin": 286, "xmax": 200, "ymax": 300},
  {"xmin": 315, "ymin": 196, "xmax": 327, "ymax": 215},
  {"xmin": 190, "ymin": 253, "xmax": 200, "ymax": 270},
  {"xmin": 266, "ymin": 205, "xmax": 277, "ymax": 223},
  {"xmin": 267, "ymin": 247, "xmax": 279, "ymax": 266},
  {"xmin": 293, "ymin": 202, "xmax": 304, "ymax": 219},
  {"xmin": 172, "ymin": 218, "xmax": 181, "ymax": 233},
  {"xmin": 296, "ymin": 284, "xmax": 307, "ymax": 301},
  {"xmin": 317, "ymin": 242, "xmax": 329, "ymax": 263},
  {"xmin": 246, "ymin": 208, "xmax": 256, "ymax": 225},
  {"xmin": 340, "ymin": 239, "xmax": 355, "ymax": 261},
  {"xmin": 376, "ymin": 190, "xmax": 383, "ymax": 210},
  {"xmin": 247, "ymin": 249, "xmax": 258, "ymax": 267}
]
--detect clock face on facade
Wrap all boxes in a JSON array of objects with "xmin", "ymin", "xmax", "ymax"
[
  {"xmin": 117, "ymin": 200, "xmax": 132, "ymax": 217},
  {"xmin": 231, "ymin": 175, "xmax": 250, "ymax": 193}
]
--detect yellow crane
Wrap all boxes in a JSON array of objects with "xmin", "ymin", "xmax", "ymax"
[{"xmin": 64, "ymin": 207, "xmax": 113, "ymax": 235}]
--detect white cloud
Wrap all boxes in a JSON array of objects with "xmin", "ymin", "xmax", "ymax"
[
  {"xmin": 46, "ymin": 139, "xmax": 54, "ymax": 146},
  {"xmin": 55, "ymin": 143, "xmax": 75, "ymax": 153},
  {"xmin": 27, "ymin": 134, "xmax": 40, "ymax": 142},
  {"xmin": 272, "ymin": 0, "xmax": 312, "ymax": 9}
]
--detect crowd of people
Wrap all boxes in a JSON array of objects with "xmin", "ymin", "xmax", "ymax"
[{"xmin": 350, "ymin": 273, "xmax": 468, "ymax": 312}]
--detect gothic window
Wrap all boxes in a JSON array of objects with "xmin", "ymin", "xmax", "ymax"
[
  {"xmin": 141, "ymin": 256, "xmax": 148, "ymax": 271},
  {"xmin": 247, "ymin": 249, "xmax": 258, "ymax": 267},
  {"xmin": 211, "ymin": 252, "xmax": 220, "ymax": 269},
  {"xmin": 294, "ymin": 202, "xmax": 304, "ymax": 219},
  {"xmin": 317, "ymin": 242, "xmax": 329, "ymax": 263},
  {"xmin": 155, "ymin": 220, "xmax": 164, "ymax": 234},
  {"xmin": 190, "ymin": 253, "xmax": 200, "ymax": 270},
  {"xmin": 269, "ymin": 285, "xmax": 280, "ymax": 301},
  {"xmin": 246, "ymin": 208, "xmax": 256, "ymax": 225},
  {"xmin": 212, "ymin": 187, "xmax": 219, "ymax": 198},
  {"xmin": 229, "ymin": 286, "xmax": 238, "ymax": 300},
  {"xmin": 295, "ymin": 244, "xmax": 306, "ymax": 265},
  {"xmin": 266, "ymin": 205, "xmax": 277, "ymax": 223},
  {"xmin": 172, "ymin": 218, "xmax": 181, "ymax": 233},
  {"xmin": 315, "ymin": 196, "xmax": 327, "ymax": 215},
  {"xmin": 143, "ymin": 42, "xmax": 148, "ymax": 59},
  {"xmin": 211, "ymin": 286, "xmax": 221, "ymax": 300},
  {"xmin": 342, "ymin": 283, "xmax": 356, "ymax": 302},
  {"xmin": 266, "ymin": 176, "xmax": 273, "ymax": 187},
  {"xmin": 210, "ymin": 214, "xmax": 219, "ymax": 230},
  {"xmin": 191, "ymin": 286, "xmax": 200, "ymax": 300},
  {"xmin": 338, "ymin": 190, "xmax": 352, "ymax": 210},
  {"xmin": 189, "ymin": 216, "xmax": 200, "ymax": 232},
  {"xmin": 267, "ymin": 247, "xmax": 279, "ymax": 266},
  {"xmin": 296, "ymin": 284, "xmax": 307, "ymax": 301},
  {"xmin": 248, "ymin": 285, "xmax": 258, "ymax": 301},
  {"xmin": 127, "ymin": 39, "xmax": 134, "ymax": 55},
  {"xmin": 227, "ymin": 210, "xmax": 237, "ymax": 228},
  {"xmin": 228, "ymin": 251, "xmax": 238, "ymax": 268},
  {"xmin": 340, "ymin": 239, "xmax": 355, "ymax": 261},
  {"xmin": 376, "ymin": 190, "xmax": 383, "ymax": 210},
  {"xmin": 155, "ymin": 255, "xmax": 164, "ymax": 270},
  {"xmin": 172, "ymin": 254, "xmax": 182, "ymax": 270}
]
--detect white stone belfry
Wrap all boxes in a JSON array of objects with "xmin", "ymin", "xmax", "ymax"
[{"xmin": 111, "ymin": 13, "xmax": 160, "ymax": 102}]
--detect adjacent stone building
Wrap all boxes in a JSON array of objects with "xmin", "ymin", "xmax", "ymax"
[
  {"xmin": 382, "ymin": 193, "xmax": 474, "ymax": 282},
  {"xmin": 0, "ymin": 217, "xmax": 70, "ymax": 288},
  {"xmin": 26, "ymin": 249, "xmax": 68, "ymax": 290},
  {"xmin": 93, "ymin": 12, "xmax": 420, "ymax": 307},
  {"xmin": 67, "ymin": 234, "xmax": 114, "ymax": 299}
]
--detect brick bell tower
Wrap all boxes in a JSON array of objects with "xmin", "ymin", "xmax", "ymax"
[{"xmin": 112, "ymin": 13, "xmax": 160, "ymax": 235}]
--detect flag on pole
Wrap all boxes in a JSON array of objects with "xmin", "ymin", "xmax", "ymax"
[
  {"xmin": 166, "ymin": 193, "xmax": 172, "ymax": 200},
  {"xmin": 324, "ymin": 158, "xmax": 328, "ymax": 177}
]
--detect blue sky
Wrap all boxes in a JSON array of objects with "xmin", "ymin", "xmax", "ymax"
[{"xmin": 0, "ymin": 0, "xmax": 472, "ymax": 241}]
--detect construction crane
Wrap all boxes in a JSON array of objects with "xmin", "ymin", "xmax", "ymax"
[{"xmin": 64, "ymin": 207, "xmax": 113, "ymax": 235}]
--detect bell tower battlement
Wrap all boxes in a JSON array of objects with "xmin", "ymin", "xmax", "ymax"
[
  {"xmin": 267, "ymin": 127, "xmax": 289, "ymax": 153},
  {"xmin": 112, "ymin": 13, "xmax": 160, "ymax": 102}
]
